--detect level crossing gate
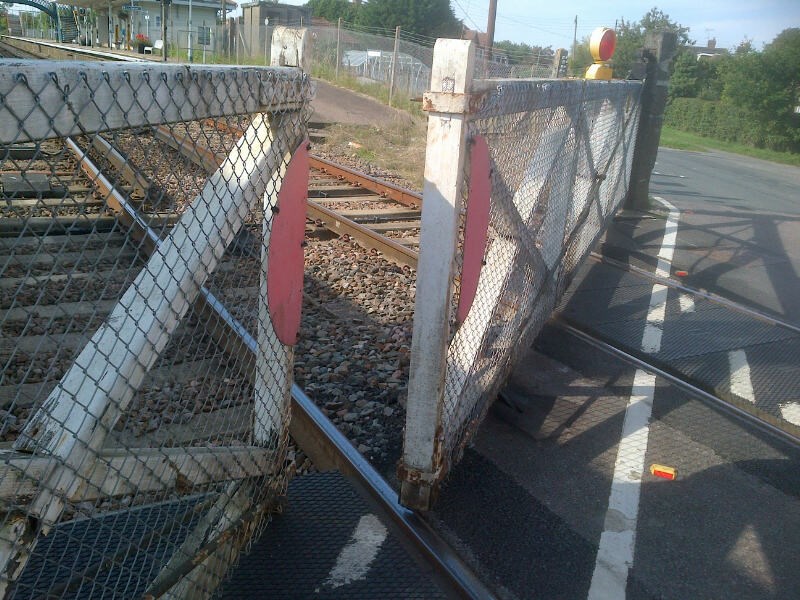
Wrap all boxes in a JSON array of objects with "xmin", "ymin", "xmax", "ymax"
[
  {"xmin": 0, "ymin": 61, "xmax": 312, "ymax": 597},
  {"xmin": 399, "ymin": 40, "xmax": 643, "ymax": 509}
]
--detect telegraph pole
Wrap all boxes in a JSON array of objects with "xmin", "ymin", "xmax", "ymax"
[
  {"xmin": 572, "ymin": 15, "xmax": 577, "ymax": 66},
  {"xmin": 486, "ymin": 0, "xmax": 497, "ymax": 62}
]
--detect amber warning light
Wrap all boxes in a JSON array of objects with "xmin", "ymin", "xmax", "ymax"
[{"xmin": 585, "ymin": 27, "xmax": 616, "ymax": 80}]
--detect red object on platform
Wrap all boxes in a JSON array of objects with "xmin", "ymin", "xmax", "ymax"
[
  {"xmin": 675, "ymin": 270, "xmax": 689, "ymax": 277},
  {"xmin": 456, "ymin": 135, "xmax": 492, "ymax": 325},
  {"xmin": 649, "ymin": 463, "xmax": 677, "ymax": 480},
  {"xmin": 268, "ymin": 139, "xmax": 310, "ymax": 345}
]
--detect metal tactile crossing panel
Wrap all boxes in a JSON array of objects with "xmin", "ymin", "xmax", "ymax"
[
  {"xmin": 218, "ymin": 472, "xmax": 448, "ymax": 599},
  {"xmin": 654, "ymin": 304, "xmax": 797, "ymax": 361},
  {"xmin": 11, "ymin": 496, "xmax": 209, "ymax": 599}
]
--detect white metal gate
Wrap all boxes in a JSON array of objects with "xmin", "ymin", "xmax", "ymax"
[
  {"xmin": 400, "ymin": 40, "xmax": 643, "ymax": 509},
  {"xmin": 0, "ymin": 61, "xmax": 312, "ymax": 597}
]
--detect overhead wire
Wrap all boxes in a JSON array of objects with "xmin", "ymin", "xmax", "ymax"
[{"xmin": 451, "ymin": 0, "xmax": 484, "ymax": 32}]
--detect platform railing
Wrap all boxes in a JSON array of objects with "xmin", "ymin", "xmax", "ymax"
[
  {"xmin": 0, "ymin": 61, "xmax": 312, "ymax": 597},
  {"xmin": 400, "ymin": 39, "xmax": 643, "ymax": 509}
]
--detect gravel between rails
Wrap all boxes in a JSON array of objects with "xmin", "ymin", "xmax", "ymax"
[
  {"xmin": 145, "ymin": 121, "xmax": 423, "ymax": 478},
  {"xmin": 1, "ymin": 127, "xmax": 421, "ymax": 492}
]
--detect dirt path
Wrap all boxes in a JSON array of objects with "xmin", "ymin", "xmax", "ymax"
[{"xmin": 310, "ymin": 79, "xmax": 414, "ymax": 128}]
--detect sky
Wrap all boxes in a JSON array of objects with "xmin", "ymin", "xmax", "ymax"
[
  {"xmin": 449, "ymin": 0, "xmax": 800, "ymax": 51},
  {"xmin": 11, "ymin": 0, "xmax": 794, "ymax": 51},
  {"xmin": 272, "ymin": 0, "xmax": 800, "ymax": 51}
]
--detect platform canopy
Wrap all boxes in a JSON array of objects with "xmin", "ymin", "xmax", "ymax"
[{"xmin": 57, "ymin": 0, "xmax": 236, "ymax": 15}]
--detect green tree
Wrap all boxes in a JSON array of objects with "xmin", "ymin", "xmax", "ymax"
[
  {"xmin": 494, "ymin": 40, "xmax": 553, "ymax": 65},
  {"xmin": 733, "ymin": 38, "xmax": 756, "ymax": 56},
  {"xmin": 569, "ymin": 36, "xmax": 593, "ymax": 76},
  {"xmin": 355, "ymin": 0, "xmax": 462, "ymax": 39},
  {"xmin": 670, "ymin": 50, "xmax": 724, "ymax": 100},
  {"xmin": 670, "ymin": 50, "xmax": 699, "ymax": 97},
  {"xmin": 722, "ymin": 28, "xmax": 800, "ymax": 151},
  {"xmin": 611, "ymin": 7, "xmax": 692, "ymax": 78},
  {"xmin": 305, "ymin": 0, "xmax": 359, "ymax": 24},
  {"xmin": 695, "ymin": 56, "xmax": 723, "ymax": 100}
]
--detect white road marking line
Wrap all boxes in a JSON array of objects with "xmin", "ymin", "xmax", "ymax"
[
  {"xmin": 588, "ymin": 369, "xmax": 656, "ymax": 600},
  {"xmin": 324, "ymin": 514, "xmax": 387, "ymax": 589},
  {"xmin": 679, "ymin": 293, "xmax": 695, "ymax": 313},
  {"xmin": 654, "ymin": 196, "xmax": 679, "ymax": 279},
  {"xmin": 653, "ymin": 170, "xmax": 686, "ymax": 179},
  {"xmin": 641, "ymin": 196, "xmax": 679, "ymax": 355},
  {"xmin": 643, "ymin": 284, "xmax": 668, "ymax": 354},
  {"xmin": 728, "ymin": 350, "xmax": 756, "ymax": 404},
  {"xmin": 779, "ymin": 402, "xmax": 800, "ymax": 426},
  {"xmin": 588, "ymin": 196, "xmax": 679, "ymax": 600}
]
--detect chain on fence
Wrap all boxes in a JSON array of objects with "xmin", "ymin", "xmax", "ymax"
[
  {"xmin": 400, "ymin": 39, "xmax": 642, "ymax": 508},
  {"xmin": 0, "ymin": 61, "xmax": 312, "ymax": 598}
]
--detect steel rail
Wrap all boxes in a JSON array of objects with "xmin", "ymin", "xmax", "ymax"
[
  {"xmin": 78, "ymin": 133, "xmax": 492, "ymax": 599},
  {"xmin": 156, "ymin": 125, "xmax": 423, "ymax": 267},
  {"xmin": 307, "ymin": 199, "xmax": 419, "ymax": 267},
  {"xmin": 589, "ymin": 250, "xmax": 800, "ymax": 336},
  {"xmin": 289, "ymin": 384, "xmax": 498, "ymax": 600},
  {"xmin": 0, "ymin": 38, "xmax": 40, "ymax": 59},
  {"xmin": 199, "ymin": 118, "xmax": 423, "ymax": 209},
  {"xmin": 308, "ymin": 154, "xmax": 422, "ymax": 208},
  {"xmin": 552, "ymin": 316, "xmax": 800, "ymax": 448}
]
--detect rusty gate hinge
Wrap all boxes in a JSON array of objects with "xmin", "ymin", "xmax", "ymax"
[{"xmin": 422, "ymin": 91, "xmax": 485, "ymax": 114}]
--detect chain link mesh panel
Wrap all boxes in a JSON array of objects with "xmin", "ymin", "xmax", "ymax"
[
  {"xmin": 401, "ymin": 72, "xmax": 642, "ymax": 503},
  {"xmin": 306, "ymin": 25, "xmax": 434, "ymax": 99},
  {"xmin": 443, "ymin": 78, "xmax": 642, "ymax": 471},
  {"xmin": 304, "ymin": 25, "xmax": 561, "ymax": 100},
  {"xmin": 0, "ymin": 61, "xmax": 312, "ymax": 598}
]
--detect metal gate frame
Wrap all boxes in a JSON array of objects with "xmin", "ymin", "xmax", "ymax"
[
  {"xmin": 399, "ymin": 39, "xmax": 643, "ymax": 510},
  {"xmin": 0, "ymin": 61, "xmax": 312, "ymax": 597}
]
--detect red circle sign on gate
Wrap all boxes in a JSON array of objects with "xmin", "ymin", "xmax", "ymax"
[
  {"xmin": 267, "ymin": 140, "xmax": 309, "ymax": 345},
  {"xmin": 590, "ymin": 27, "xmax": 617, "ymax": 62}
]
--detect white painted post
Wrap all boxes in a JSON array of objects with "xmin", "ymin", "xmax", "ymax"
[
  {"xmin": 253, "ymin": 124, "xmax": 295, "ymax": 447},
  {"xmin": 400, "ymin": 39, "xmax": 474, "ymax": 511},
  {"xmin": 389, "ymin": 26, "xmax": 400, "ymax": 106},
  {"xmin": 335, "ymin": 17, "xmax": 341, "ymax": 79},
  {"xmin": 188, "ymin": 0, "xmax": 193, "ymax": 62}
]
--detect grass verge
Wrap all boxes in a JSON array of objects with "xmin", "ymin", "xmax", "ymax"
[
  {"xmin": 320, "ymin": 119, "xmax": 427, "ymax": 190},
  {"xmin": 660, "ymin": 127, "xmax": 800, "ymax": 167}
]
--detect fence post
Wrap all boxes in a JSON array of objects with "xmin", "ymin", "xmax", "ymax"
[
  {"xmin": 551, "ymin": 48, "xmax": 568, "ymax": 78},
  {"xmin": 335, "ymin": 17, "xmax": 341, "ymax": 79},
  {"xmin": 161, "ymin": 0, "xmax": 168, "ymax": 61},
  {"xmin": 389, "ymin": 26, "xmax": 400, "ymax": 106},
  {"xmin": 625, "ymin": 31, "xmax": 677, "ymax": 211},
  {"xmin": 400, "ymin": 39, "xmax": 474, "ymax": 511}
]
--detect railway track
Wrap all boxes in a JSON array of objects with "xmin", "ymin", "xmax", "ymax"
[{"xmin": 162, "ymin": 118, "xmax": 423, "ymax": 268}]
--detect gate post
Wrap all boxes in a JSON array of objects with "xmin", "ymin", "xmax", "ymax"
[
  {"xmin": 625, "ymin": 31, "xmax": 677, "ymax": 211},
  {"xmin": 400, "ymin": 39, "xmax": 474, "ymax": 511}
]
